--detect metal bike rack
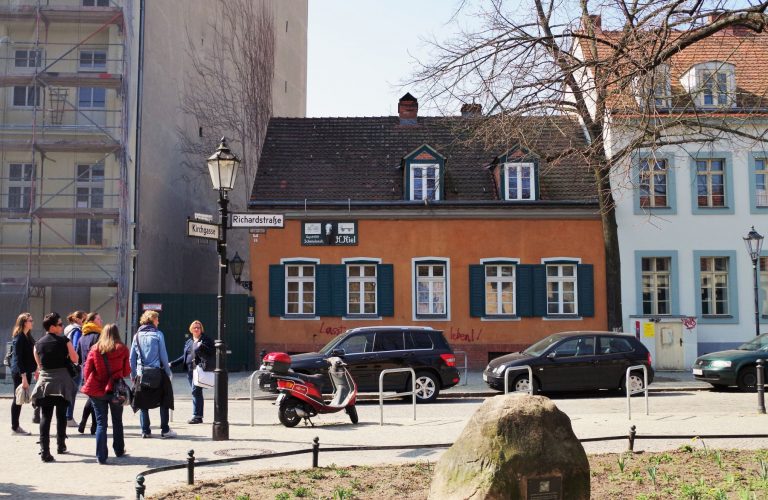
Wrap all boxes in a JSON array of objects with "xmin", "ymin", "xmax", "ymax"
[
  {"xmin": 249, "ymin": 369, "xmax": 264, "ymax": 426},
  {"xmin": 378, "ymin": 367, "xmax": 416, "ymax": 426},
  {"xmin": 503, "ymin": 365, "xmax": 534, "ymax": 394},
  {"xmin": 626, "ymin": 364, "xmax": 649, "ymax": 420},
  {"xmin": 453, "ymin": 350, "xmax": 469, "ymax": 386}
]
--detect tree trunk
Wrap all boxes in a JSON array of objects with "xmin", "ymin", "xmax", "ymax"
[{"xmin": 597, "ymin": 167, "xmax": 623, "ymax": 331}]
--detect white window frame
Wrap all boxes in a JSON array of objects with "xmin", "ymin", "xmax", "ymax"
[
  {"xmin": 78, "ymin": 87, "xmax": 106, "ymax": 109},
  {"xmin": 6, "ymin": 163, "xmax": 34, "ymax": 210},
  {"xmin": 78, "ymin": 49, "xmax": 107, "ymax": 72},
  {"xmin": 755, "ymin": 158, "xmax": 768, "ymax": 208},
  {"xmin": 641, "ymin": 257, "xmax": 671, "ymax": 315},
  {"xmin": 484, "ymin": 263, "xmax": 516, "ymax": 316},
  {"xmin": 346, "ymin": 263, "xmax": 377, "ymax": 316},
  {"xmin": 12, "ymin": 86, "xmax": 40, "ymax": 108},
  {"xmin": 700, "ymin": 256, "xmax": 729, "ymax": 316},
  {"xmin": 639, "ymin": 158, "xmax": 668, "ymax": 208},
  {"xmin": 693, "ymin": 62, "xmax": 736, "ymax": 108},
  {"xmin": 412, "ymin": 257, "xmax": 450, "ymax": 320},
  {"xmin": 74, "ymin": 163, "xmax": 105, "ymax": 246},
  {"xmin": 696, "ymin": 158, "xmax": 726, "ymax": 208},
  {"xmin": 14, "ymin": 48, "xmax": 42, "ymax": 71},
  {"xmin": 545, "ymin": 262, "xmax": 578, "ymax": 316},
  {"xmin": 410, "ymin": 163, "xmax": 440, "ymax": 201},
  {"xmin": 504, "ymin": 162, "xmax": 536, "ymax": 200},
  {"xmin": 284, "ymin": 263, "xmax": 316, "ymax": 316},
  {"xmin": 83, "ymin": 0, "xmax": 110, "ymax": 6}
]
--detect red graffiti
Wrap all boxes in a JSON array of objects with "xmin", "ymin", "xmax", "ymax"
[
  {"xmin": 318, "ymin": 321, "xmax": 348, "ymax": 336},
  {"xmin": 449, "ymin": 327, "xmax": 483, "ymax": 343}
]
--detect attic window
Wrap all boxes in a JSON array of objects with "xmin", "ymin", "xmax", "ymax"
[
  {"xmin": 504, "ymin": 162, "xmax": 536, "ymax": 200},
  {"xmin": 410, "ymin": 163, "xmax": 440, "ymax": 200},
  {"xmin": 634, "ymin": 65, "xmax": 671, "ymax": 109},
  {"xmin": 682, "ymin": 62, "xmax": 736, "ymax": 108}
]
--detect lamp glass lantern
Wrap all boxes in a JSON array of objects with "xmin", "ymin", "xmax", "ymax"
[
  {"xmin": 745, "ymin": 226, "xmax": 764, "ymax": 262},
  {"xmin": 230, "ymin": 252, "xmax": 245, "ymax": 283},
  {"xmin": 206, "ymin": 137, "xmax": 240, "ymax": 191}
]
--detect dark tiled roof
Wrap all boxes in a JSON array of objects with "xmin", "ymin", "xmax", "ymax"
[{"xmin": 251, "ymin": 115, "xmax": 597, "ymax": 204}]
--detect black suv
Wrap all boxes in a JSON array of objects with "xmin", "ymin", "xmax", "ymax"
[{"xmin": 287, "ymin": 326, "xmax": 460, "ymax": 403}]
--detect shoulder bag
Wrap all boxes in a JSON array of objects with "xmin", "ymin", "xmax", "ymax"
[
  {"xmin": 135, "ymin": 334, "xmax": 163, "ymax": 389},
  {"xmin": 3, "ymin": 340, "xmax": 13, "ymax": 367},
  {"xmin": 102, "ymin": 352, "xmax": 132, "ymax": 406}
]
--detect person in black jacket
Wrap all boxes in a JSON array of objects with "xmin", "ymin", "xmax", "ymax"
[
  {"xmin": 10, "ymin": 313, "xmax": 36, "ymax": 435},
  {"xmin": 170, "ymin": 320, "xmax": 214, "ymax": 424},
  {"xmin": 75, "ymin": 312, "xmax": 102, "ymax": 435}
]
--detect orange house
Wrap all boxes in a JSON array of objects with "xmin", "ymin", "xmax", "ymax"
[{"xmin": 248, "ymin": 95, "xmax": 607, "ymax": 367}]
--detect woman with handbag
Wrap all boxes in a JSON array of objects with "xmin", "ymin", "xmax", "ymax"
[
  {"xmin": 170, "ymin": 320, "xmax": 214, "ymax": 424},
  {"xmin": 10, "ymin": 312, "xmax": 36, "ymax": 436},
  {"xmin": 81, "ymin": 323, "xmax": 130, "ymax": 464},
  {"xmin": 30, "ymin": 312, "xmax": 78, "ymax": 462}
]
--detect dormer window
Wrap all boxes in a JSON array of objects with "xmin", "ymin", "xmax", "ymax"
[
  {"xmin": 681, "ymin": 61, "xmax": 736, "ymax": 108},
  {"xmin": 634, "ymin": 64, "xmax": 671, "ymax": 109},
  {"xmin": 404, "ymin": 145, "xmax": 444, "ymax": 201},
  {"xmin": 701, "ymin": 70, "xmax": 729, "ymax": 106},
  {"xmin": 504, "ymin": 162, "xmax": 536, "ymax": 200}
]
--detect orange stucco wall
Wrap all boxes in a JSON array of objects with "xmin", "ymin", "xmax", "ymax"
[{"xmin": 249, "ymin": 217, "xmax": 607, "ymax": 366}]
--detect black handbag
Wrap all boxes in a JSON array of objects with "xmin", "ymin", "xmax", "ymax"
[
  {"xmin": 134, "ymin": 334, "xmax": 163, "ymax": 389},
  {"xmin": 102, "ymin": 353, "xmax": 132, "ymax": 406},
  {"xmin": 66, "ymin": 359, "xmax": 81, "ymax": 379}
]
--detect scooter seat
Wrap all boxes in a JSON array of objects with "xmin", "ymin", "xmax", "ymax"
[{"xmin": 293, "ymin": 372, "xmax": 325, "ymax": 384}]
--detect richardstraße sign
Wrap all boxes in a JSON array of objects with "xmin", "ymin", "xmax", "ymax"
[{"xmin": 230, "ymin": 213, "xmax": 285, "ymax": 228}]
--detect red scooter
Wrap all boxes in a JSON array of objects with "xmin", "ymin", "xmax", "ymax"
[{"xmin": 258, "ymin": 352, "xmax": 358, "ymax": 427}]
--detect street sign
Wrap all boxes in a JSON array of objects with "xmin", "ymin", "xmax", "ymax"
[
  {"xmin": 187, "ymin": 219, "xmax": 220, "ymax": 240},
  {"xmin": 231, "ymin": 213, "xmax": 284, "ymax": 228},
  {"xmin": 194, "ymin": 212, "xmax": 213, "ymax": 222}
]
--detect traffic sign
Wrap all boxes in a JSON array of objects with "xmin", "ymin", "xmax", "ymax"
[
  {"xmin": 187, "ymin": 219, "xmax": 220, "ymax": 240},
  {"xmin": 231, "ymin": 213, "xmax": 284, "ymax": 228}
]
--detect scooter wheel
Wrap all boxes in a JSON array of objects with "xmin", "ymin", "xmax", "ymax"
[
  {"xmin": 279, "ymin": 398, "xmax": 303, "ymax": 428},
  {"xmin": 345, "ymin": 405, "xmax": 358, "ymax": 424}
]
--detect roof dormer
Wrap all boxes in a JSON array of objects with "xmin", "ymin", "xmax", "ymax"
[
  {"xmin": 681, "ymin": 61, "xmax": 736, "ymax": 108},
  {"xmin": 633, "ymin": 64, "xmax": 671, "ymax": 109},
  {"xmin": 403, "ymin": 145, "xmax": 445, "ymax": 201},
  {"xmin": 496, "ymin": 146, "xmax": 540, "ymax": 201}
]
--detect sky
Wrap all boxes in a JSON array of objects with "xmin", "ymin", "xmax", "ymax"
[{"xmin": 306, "ymin": 1, "xmax": 469, "ymax": 117}]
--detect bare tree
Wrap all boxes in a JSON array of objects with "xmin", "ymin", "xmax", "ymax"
[
  {"xmin": 411, "ymin": 0, "xmax": 768, "ymax": 329},
  {"xmin": 179, "ymin": 0, "xmax": 275, "ymax": 206}
]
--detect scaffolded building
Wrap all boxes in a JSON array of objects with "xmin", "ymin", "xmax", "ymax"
[{"xmin": 0, "ymin": 0, "xmax": 134, "ymax": 334}]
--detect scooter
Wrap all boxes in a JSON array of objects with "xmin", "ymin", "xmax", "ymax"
[{"xmin": 258, "ymin": 352, "xmax": 358, "ymax": 427}]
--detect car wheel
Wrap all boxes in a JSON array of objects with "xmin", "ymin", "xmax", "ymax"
[
  {"xmin": 621, "ymin": 372, "xmax": 645, "ymax": 394},
  {"xmin": 738, "ymin": 367, "xmax": 758, "ymax": 392},
  {"xmin": 413, "ymin": 371, "xmax": 440, "ymax": 403},
  {"xmin": 511, "ymin": 374, "xmax": 537, "ymax": 394}
]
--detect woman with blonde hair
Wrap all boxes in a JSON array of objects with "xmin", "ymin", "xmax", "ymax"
[
  {"xmin": 171, "ymin": 320, "xmax": 214, "ymax": 423},
  {"xmin": 76, "ymin": 312, "xmax": 102, "ymax": 434},
  {"xmin": 81, "ymin": 323, "xmax": 130, "ymax": 464},
  {"xmin": 10, "ymin": 312, "xmax": 36, "ymax": 435}
]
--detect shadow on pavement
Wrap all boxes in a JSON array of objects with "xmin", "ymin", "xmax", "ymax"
[{"xmin": 0, "ymin": 482, "xmax": 122, "ymax": 499}]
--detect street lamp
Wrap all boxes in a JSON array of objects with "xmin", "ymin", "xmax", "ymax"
[
  {"xmin": 229, "ymin": 252, "xmax": 253, "ymax": 291},
  {"xmin": 744, "ymin": 226, "xmax": 764, "ymax": 337},
  {"xmin": 207, "ymin": 137, "xmax": 240, "ymax": 441}
]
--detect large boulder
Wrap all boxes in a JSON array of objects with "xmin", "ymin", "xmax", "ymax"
[{"xmin": 428, "ymin": 395, "xmax": 589, "ymax": 499}]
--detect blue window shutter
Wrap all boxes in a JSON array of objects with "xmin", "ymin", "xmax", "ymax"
[
  {"xmin": 377, "ymin": 264, "xmax": 394, "ymax": 316},
  {"xmin": 268, "ymin": 265, "xmax": 285, "ymax": 317},
  {"xmin": 516, "ymin": 264, "xmax": 533, "ymax": 317},
  {"xmin": 532, "ymin": 264, "xmax": 547, "ymax": 317},
  {"xmin": 578, "ymin": 264, "xmax": 595, "ymax": 317},
  {"xmin": 469, "ymin": 265, "xmax": 485, "ymax": 317},
  {"xmin": 316, "ymin": 265, "xmax": 332, "ymax": 316},
  {"xmin": 331, "ymin": 265, "xmax": 346, "ymax": 316},
  {"xmin": 533, "ymin": 159, "xmax": 540, "ymax": 200}
]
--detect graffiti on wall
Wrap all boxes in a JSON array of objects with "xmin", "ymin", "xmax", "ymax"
[
  {"xmin": 449, "ymin": 327, "xmax": 483, "ymax": 343},
  {"xmin": 318, "ymin": 321, "xmax": 349, "ymax": 336}
]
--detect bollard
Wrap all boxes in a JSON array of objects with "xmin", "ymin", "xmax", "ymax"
[
  {"xmin": 627, "ymin": 425, "xmax": 637, "ymax": 452},
  {"xmin": 135, "ymin": 475, "xmax": 146, "ymax": 500},
  {"xmin": 187, "ymin": 449, "xmax": 196, "ymax": 485},
  {"xmin": 757, "ymin": 359, "xmax": 766, "ymax": 414},
  {"xmin": 312, "ymin": 436, "xmax": 320, "ymax": 468}
]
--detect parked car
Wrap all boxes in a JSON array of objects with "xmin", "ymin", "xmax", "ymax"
[
  {"xmin": 483, "ymin": 331, "xmax": 654, "ymax": 393},
  {"xmin": 693, "ymin": 333, "xmax": 768, "ymax": 391},
  {"xmin": 285, "ymin": 326, "xmax": 460, "ymax": 403}
]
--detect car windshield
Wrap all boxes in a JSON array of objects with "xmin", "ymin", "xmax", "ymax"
[
  {"xmin": 523, "ymin": 334, "xmax": 564, "ymax": 356},
  {"xmin": 737, "ymin": 333, "xmax": 768, "ymax": 351},
  {"xmin": 318, "ymin": 335, "xmax": 344, "ymax": 354}
]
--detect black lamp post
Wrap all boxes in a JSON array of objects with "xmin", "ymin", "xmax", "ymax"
[
  {"xmin": 744, "ymin": 226, "xmax": 764, "ymax": 338},
  {"xmin": 229, "ymin": 252, "xmax": 253, "ymax": 291},
  {"xmin": 206, "ymin": 137, "xmax": 240, "ymax": 441}
]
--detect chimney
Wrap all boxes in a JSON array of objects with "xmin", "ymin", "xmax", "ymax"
[
  {"xmin": 398, "ymin": 93, "xmax": 418, "ymax": 125},
  {"xmin": 460, "ymin": 103, "xmax": 482, "ymax": 117},
  {"xmin": 590, "ymin": 14, "xmax": 601, "ymax": 30}
]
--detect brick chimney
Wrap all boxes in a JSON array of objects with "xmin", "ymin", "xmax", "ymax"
[
  {"xmin": 590, "ymin": 14, "xmax": 601, "ymax": 30},
  {"xmin": 460, "ymin": 103, "xmax": 482, "ymax": 117},
  {"xmin": 398, "ymin": 93, "xmax": 418, "ymax": 125}
]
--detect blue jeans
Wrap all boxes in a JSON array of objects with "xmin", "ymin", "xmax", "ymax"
[
  {"xmin": 66, "ymin": 374, "xmax": 82, "ymax": 420},
  {"xmin": 90, "ymin": 397, "xmax": 124, "ymax": 464},
  {"xmin": 187, "ymin": 371, "xmax": 204, "ymax": 418},
  {"xmin": 139, "ymin": 406, "xmax": 169, "ymax": 435}
]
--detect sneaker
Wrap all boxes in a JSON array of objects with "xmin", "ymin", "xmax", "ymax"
[
  {"xmin": 141, "ymin": 433, "xmax": 151, "ymax": 439},
  {"xmin": 115, "ymin": 450, "xmax": 127, "ymax": 458},
  {"xmin": 66, "ymin": 419, "xmax": 78, "ymax": 428},
  {"xmin": 161, "ymin": 429, "xmax": 177, "ymax": 439},
  {"xmin": 32, "ymin": 416, "xmax": 41, "ymax": 424},
  {"xmin": 187, "ymin": 417, "xmax": 203, "ymax": 424},
  {"xmin": 11, "ymin": 427, "xmax": 31, "ymax": 436}
]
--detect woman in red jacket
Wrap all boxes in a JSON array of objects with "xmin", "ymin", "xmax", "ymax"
[{"xmin": 81, "ymin": 324, "xmax": 130, "ymax": 464}]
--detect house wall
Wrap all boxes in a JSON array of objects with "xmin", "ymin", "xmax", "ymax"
[{"xmin": 249, "ymin": 216, "xmax": 608, "ymax": 367}]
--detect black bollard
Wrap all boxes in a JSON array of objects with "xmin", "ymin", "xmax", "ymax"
[
  {"xmin": 135, "ymin": 475, "xmax": 146, "ymax": 500},
  {"xmin": 312, "ymin": 436, "xmax": 320, "ymax": 468},
  {"xmin": 627, "ymin": 425, "xmax": 637, "ymax": 452},
  {"xmin": 757, "ymin": 359, "xmax": 766, "ymax": 414},
  {"xmin": 187, "ymin": 449, "xmax": 196, "ymax": 485}
]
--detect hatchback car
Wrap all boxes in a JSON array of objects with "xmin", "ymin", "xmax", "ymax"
[
  {"xmin": 483, "ymin": 331, "xmax": 654, "ymax": 393},
  {"xmin": 693, "ymin": 333, "xmax": 768, "ymax": 390},
  {"xmin": 286, "ymin": 326, "xmax": 460, "ymax": 403}
]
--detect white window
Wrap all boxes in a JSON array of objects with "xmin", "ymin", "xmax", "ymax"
[
  {"xmin": 416, "ymin": 263, "xmax": 447, "ymax": 317},
  {"xmin": 755, "ymin": 158, "xmax": 768, "ymax": 207},
  {"xmin": 410, "ymin": 164, "xmax": 439, "ymax": 201},
  {"xmin": 639, "ymin": 158, "xmax": 668, "ymax": 208},
  {"xmin": 79, "ymin": 50, "xmax": 107, "ymax": 71},
  {"xmin": 485, "ymin": 264, "xmax": 515, "ymax": 315},
  {"xmin": 760, "ymin": 257, "xmax": 768, "ymax": 316},
  {"xmin": 700, "ymin": 257, "xmax": 729, "ymax": 315},
  {"xmin": 546, "ymin": 264, "xmax": 577, "ymax": 315},
  {"xmin": 641, "ymin": 257, "xmax": 671, "ymax": 315},
  {"xmin": 696, "ymin": 159, "xmax": 726, "ymax": 208},
  {"xmin": 12, "ymin": 86, "xmax": 40, "ymax": 107},
  {"xmin": 504, "ymin": 163, "xmax": 535, "ymax": 200},
  {"xmin": 74, "ymin": 164, "xmax": 104, "ymax": 245},
  {"xmin": 14, "ymin": 49, "xmax": 42, "ymax": 69},
  {"xmin": 347, "ymin": 264, "xmax": 377, "ymax": 315},
  {"xmin": 701, "ymin": 70, "xmax": 730, "ymax": 106},
  {"xmin": 7, "ymin": 163, "xmax": 33, "ymax": 210},
  {"xmin": 83, "ymin": 0, "xmax": 110, "ymax": 6},
  {"xmin": 78, "ymin": 87, "xmax": 106, "ymax": 108},
  {"xmin": 285, "ymin": 264, "xmax": 315, "ymax": 315}
]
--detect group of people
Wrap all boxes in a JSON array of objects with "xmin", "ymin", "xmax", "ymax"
[{"xmin": 8, "ymin": 309, "xmax": 215, "ymax": 464}]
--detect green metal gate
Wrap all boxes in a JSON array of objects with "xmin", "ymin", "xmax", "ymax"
[{"xmin": 134, "ymin": 293, "xmax": 255, "ymax": 371}]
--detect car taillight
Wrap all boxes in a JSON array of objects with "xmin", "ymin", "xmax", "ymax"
[
  {"xmin": 440, "ymin": 354, "xmax": 456, "ymax": 367},
  {"xmin": 647, "ymin": 352, "xmax": 652, "ymax": 366}
]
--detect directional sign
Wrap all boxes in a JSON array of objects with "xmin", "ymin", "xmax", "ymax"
[
  {"xmin": 231, "ymin": 213, "xmax": 284, "ymax": 228},
  {"xmin": 187, "ymin": 219, "xmax": 220, "ymax": 240}
]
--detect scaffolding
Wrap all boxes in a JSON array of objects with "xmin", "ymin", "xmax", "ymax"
[{"xmin": 0, "ymin": 0, "xmax": 132, "ymax": 331}]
